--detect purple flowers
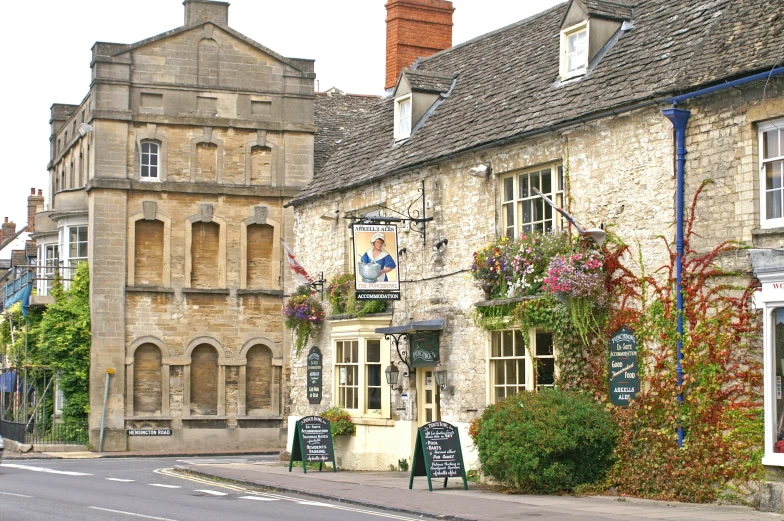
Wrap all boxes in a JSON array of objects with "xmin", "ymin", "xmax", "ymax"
[{"xmin": 542, "ymin": 250, "xmax": 606, "ymax": 302}]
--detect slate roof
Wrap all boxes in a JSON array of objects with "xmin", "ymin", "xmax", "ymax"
[
  {"xmin": 293, "ymin": 0, "xmax": 784, "ymax": 205},
  {"xmin": 401, "ymin": 69, "xmax": 455, "ymax": 93},
  {"xmin": 314, "ymin": 89, "xmax": 380, "ymax": 173}
]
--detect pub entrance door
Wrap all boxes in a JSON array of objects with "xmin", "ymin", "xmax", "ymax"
[{"xmin": 417, "ymin": 368, "xmax": 440, "ymax": 426}]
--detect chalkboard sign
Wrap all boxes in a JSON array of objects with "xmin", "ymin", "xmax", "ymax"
[
  {"xmin": 307, "ymin": 347, "xmax": 322, "ymax": 405},
  {"xmin": 288, "ymin": 416, "xmax": 337, "ymax": 473},
  {"xmin": 409, "ymin": 421, "xmax": 468, "ymax": 491},
  {"xmin": 609, "ymin": 326, "xmax": 640, "ymax": 407}
]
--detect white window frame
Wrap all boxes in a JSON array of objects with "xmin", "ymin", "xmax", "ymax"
[
  {"xmin": 487, "ymin": 329, "xmax": 558, "ymax": 404},
  {"xmin": 759, "ymin": 119, "xmax": 784, "ymax": 229},
  {"xmin": 501, "ymin": 162, "xmax": 565, "ymax": 237},
  {"xmin": 67, "ymin": 225, "xmax": 88, "ymax": 269},
  {"xmin": 331, "ymin": 318, "xmax": 391, "ymax": 419},
  {"xmin": 140, "ymin": 140, "xmax": 161, "ymax": 181},
  {"xmin": 394, "ymin": 94, "xmax": 412, "ymax": 141},
  {"xmin": 560, "ymin": 22, "xmax": 589, "ymax": 80}
]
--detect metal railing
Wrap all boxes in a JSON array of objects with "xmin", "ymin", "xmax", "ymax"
[
  {"xmin": 0, "ymin": 263, "xmax": 78, "ymax": 311},
  {"xmin": 0, "ymin": 367, "xmax": 88, "ymax": 445}
]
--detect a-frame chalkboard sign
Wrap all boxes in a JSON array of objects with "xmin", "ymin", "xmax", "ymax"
[
  {"xmin": 409, "ymin": 421, "xmax": 468, "ymax": 491},
  {"xmin": 288, "ymin": 416, "xmax": 337, "ymax": 473}
]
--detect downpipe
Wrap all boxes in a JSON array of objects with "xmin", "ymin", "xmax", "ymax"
[{"xmin": 98, "ymin": 368, "xmax": 114, "ymax": 452}]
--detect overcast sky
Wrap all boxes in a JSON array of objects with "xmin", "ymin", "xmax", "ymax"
[{"xmin": 0, "ymin": 0, "xmax": 562, "ymax": 227}]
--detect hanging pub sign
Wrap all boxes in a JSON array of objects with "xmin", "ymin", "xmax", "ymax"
[
  {"xmin": 409, "ymin": 421, "xmax": 468, "ymax": 491},
  {"xmin": 353, "ymin": 224, "xmax": 400, "ymax": 301},
  {"xmin": 410, "ymin": 332, "xmax": 440, "ymax": 368},
  {"xmin": 609, "ymin": 326, "xmax": 640, "ymax": 407},
  {"xmin": 288, "ymin": 416, "xmax": 337, "ymax": 473},
  {"xmin": 307, "ymin": 346, "xmax": 322, "ymax": 405}
]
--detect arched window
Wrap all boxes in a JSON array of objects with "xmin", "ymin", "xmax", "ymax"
[
  {"xmin": 190, "ymin": 344, "xmax": 219, "ymax": 415},
  {"xmin": 140, "ymin": 141, "xmax": 160, "ymax": 180},
  {"xmin": 133, "ymin": 343, "xmax": 163, "ymax": 415},
  {"xmin": 246, "ymin": 345, "xmax": 279, "ymax": 415}
]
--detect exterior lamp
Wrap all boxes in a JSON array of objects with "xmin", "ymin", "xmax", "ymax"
[
  {"xmin": 434, "ymin": 368, "xmax": 448, "ymax": 391},
  {"xmin": 385, "ymin": 365, "xmax": 399, "ymax": 388}
]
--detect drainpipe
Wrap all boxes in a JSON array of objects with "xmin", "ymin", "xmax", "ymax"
[
  {"xmin": 662, "ymin": 108, "xmax": 690, "ymax": 448},
  {"xmin": 98, "ymin": 368, "xmax": 114, "ymax": 453}
]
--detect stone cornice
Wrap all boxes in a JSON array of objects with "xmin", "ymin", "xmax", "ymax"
[{"xmin": 86, "ymin": 178, "xmax": 303, "ymax": 198}]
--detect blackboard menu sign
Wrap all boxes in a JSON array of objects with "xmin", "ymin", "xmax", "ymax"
[
  {"xmin": 410, "ymin": 332, "xmax": 440, "ymax": 368},
  {"xmin": 409, "ymin": 421, "xmax": 468, "ymax": 491},
  {"xmin": 288, "ymin": 416, "xmax": 337, "ymax": 473},
  {"xmin": 609, "ymin": 326, "xmax": 640, "ymax": 407},
  {"xmin": 307, "ymin": 347, "xmax": 322, "ymax": 405}
]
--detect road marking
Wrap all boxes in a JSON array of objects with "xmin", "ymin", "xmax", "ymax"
[
  {"xmin": 194, "ymin": 489, "xmax": 228, "ymax": 496},
  {"xmin": 89, "ymin": 507, "xmax": 179, "ymax": 521},
  {"xmin": 149, "ymin": 484, "xmax": 181, "ymax": 488},
  {"xmin": 298, "ymin": 501, "xmax": 331, "ymax": 506},
  {"xmin": 239, "ymin": 496, "xmax": 279, "ymax": 501},
  {"xmin": 0, "ymin": 491, "xmax": 33, "ymax": 498},
  {"xmin": 106, "ymin": 478, "xmax": 135, "ymax": 482},
  {"xmin": 2, "ymin": 464, "xmax": 92, "ymax": 476}
]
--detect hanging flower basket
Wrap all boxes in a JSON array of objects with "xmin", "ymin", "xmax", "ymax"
[{"xmin": 283, "ymin": 286, "xmax": 326, "ymax": 356}]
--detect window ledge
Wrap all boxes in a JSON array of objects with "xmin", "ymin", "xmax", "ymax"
[
  {"xmin": 127, "ymin": 286, "xmax": 174, "ymax": 294},
  {"xmin": 237, "ymin": 289, "xmax": 284, "ymax": 296},
  {"xmin": 753, "ymin": 227, "xmax": 784, "ymax": 237},
  {"xmin": 126, "ymin": 416, "xmax": 172, "ymax": 421},
  {"xmin": 182, "ymin": 288, "xmax": 230, "ymax": 295},
  {"xmin": 236, "ymin": 415, "xmax": 283, "ymax": 421},
  {"xmin": 352, "ymin": 417, "xmax": 395, "ymax": 427},
  {"xmin": 475, "ymin": 295, "xmax": 540, "ymax": 308},
  {"xmin": 327, "ymin": 311, "xmax": 394, "ymax": 321},
  {"xmin": 183, "ymin": 415, "xmax": 228, "ymax": 421}
]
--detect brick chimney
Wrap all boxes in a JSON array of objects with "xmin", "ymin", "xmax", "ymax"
[
  {"xmin": 184, "ymin": 0, "xmax": 229, "ymax": 26},
  {"xmin": 27, "ymin": 188, "xmax": 45, "ymax": 233},
  {"xmin": 2, "ymin": 217, "xmax": 16, "ymax": 244},
  {"xmin": 385, "ymin": 0, "xmax": 454, "ymax": 90}
]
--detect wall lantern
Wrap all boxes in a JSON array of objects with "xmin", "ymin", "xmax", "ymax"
[
  {"xmin": 434, "ymin": 368, "xmax": 448, "ymax": 391},
  {"xmin": 385, "ymin": 365, "xmax": 400, "ymax": 388}
]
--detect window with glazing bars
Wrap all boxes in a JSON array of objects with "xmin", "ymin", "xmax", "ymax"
[{"xmin": 501, "ymin": 164, "xmax": 564, "ymax": 237}]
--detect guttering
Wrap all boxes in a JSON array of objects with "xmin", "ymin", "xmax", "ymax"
[{"xmin": 661, "ymin": 65, "xmax": 784, "ymax": 448}]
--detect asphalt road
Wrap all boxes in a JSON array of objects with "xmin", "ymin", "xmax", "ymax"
[{"xmin": 0, "ymin": 455, "xmax": 424, "ymax": 521}]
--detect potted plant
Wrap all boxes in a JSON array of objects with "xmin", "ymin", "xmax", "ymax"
[{"xmin": 320, "ymin": 406, "xmax": 356, "ymax": 436}]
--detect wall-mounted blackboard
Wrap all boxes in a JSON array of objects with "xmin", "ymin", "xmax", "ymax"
[
  {"xmin": 609, "ymin": 326, "xmax": 640, "ymax": 407},
  {"xmin": 409, "ymin": 421, "xmax": 467, "ymax": 491},
  {"xmin": 307, "ymin": 347, "xmax": 322, "ymax": 405},
  {"xmin": 288, "ymin": 416, "xmax": 336, "ymax": 473}
]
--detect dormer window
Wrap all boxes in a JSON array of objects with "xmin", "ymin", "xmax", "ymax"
[
  {"xmin": 394, "ymin": 95, "xmax": 412, "ymax": 141},
  {"xmin": 561, "ymin": 22, "xmax": 588, "ymax": 79}
]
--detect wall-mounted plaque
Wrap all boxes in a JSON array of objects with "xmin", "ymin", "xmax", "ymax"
[
  {"xmin": 609, "ymin": 326, "xmax": 640, "ymax": 407},
  {"xmin": 410, "ymin": 332, "xmax": 440, "ymax": 368},
  {"xmin": 307, "ymin": 346, "xmax": 322, "ymax": 405}
]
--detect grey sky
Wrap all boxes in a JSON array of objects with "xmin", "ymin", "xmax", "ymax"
[{"xmin": 0, "ymin": 0, "xmax": 562, "ymax": 228}]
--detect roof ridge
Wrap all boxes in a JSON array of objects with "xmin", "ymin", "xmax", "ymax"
[{"xmin": 418, "ymin": 2, "xmax": 568, "ymax": 65}]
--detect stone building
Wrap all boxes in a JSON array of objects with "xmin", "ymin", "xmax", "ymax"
[
  {"xmin": 36, "ymin": 0, "xmax": 373, "ymax": 451},
  {"xmin": 287, "ymin": 0, "xmax": 784, "ymax": 504}
]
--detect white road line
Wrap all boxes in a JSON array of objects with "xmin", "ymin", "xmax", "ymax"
[
  {"xmin": 194, "ymin": 489, "xmax": 228, "ymax": 496},
  {"xmin": 239, "ymin": 496, "xmax": 279, "ymax": 502},
  {"xmin": 106, "ymin": 478, "xmax": 135, "ymax": 482},
  {"xmin": 149, "ymin": 484, "xmax": 181, "ymax": 488},
  {"xmin": 89, "ymin": 507, "xmax": 179, "ymax": 521},
  {"xmin": 2, "ymin": 464, "xmax": 92, "ymax": 476},
  {"xmin": 298, "ymin": 501, "xmax": 332, "ymax": 506},
  {"xmin": 0, "ymin": 491, "xmax": 33, "ymax": 498}
]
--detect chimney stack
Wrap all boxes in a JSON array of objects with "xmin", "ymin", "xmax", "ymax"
[
  {"xmin": 385, "ymin": 0, "xmax": 454, "ymax": 90},
  {"xmin": 2, "ymin": 217, "xmax": 16, "ymax": 244},
  {"xmin": 28, "ymin": 187, "xmax": 45, "ymax": 234},
  {"xmin": 184, "ymin": 0, "xmax": 229, "ymax": 26}
]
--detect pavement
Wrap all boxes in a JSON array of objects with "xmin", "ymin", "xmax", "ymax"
[{"xmin": 5, "ymin": 447, "xmax": 783, "ymax": 521}]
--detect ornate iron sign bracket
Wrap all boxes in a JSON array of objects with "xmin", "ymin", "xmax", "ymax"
[{"xmin": 385, "ymin": 333, "xmax": 412, "ymax": 378}]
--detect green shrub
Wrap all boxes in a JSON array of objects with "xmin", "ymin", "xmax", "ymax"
[
  {"xmin": 320, "ymin": 406, "xmax": 355, "ymax": 436},
  {"xmin": 472, "ymin": 389, "xmax": 617, "ymax": 493}
]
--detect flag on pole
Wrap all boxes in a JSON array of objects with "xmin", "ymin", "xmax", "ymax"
[{"xmin": 281, "ymin": 241, "xmax": 313, "ymax": 286}]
